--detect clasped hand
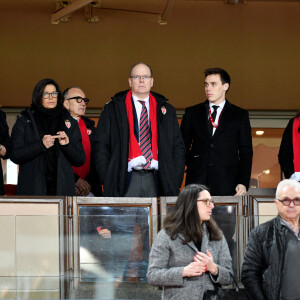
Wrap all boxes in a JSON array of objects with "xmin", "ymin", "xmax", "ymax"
[
  {"xmin": 42, "ymin": 131, "xmax": 69, "ymax": 148},
  {"xmin": 182, "ymin": 249, "xmax": 217, "ymax": 278}
]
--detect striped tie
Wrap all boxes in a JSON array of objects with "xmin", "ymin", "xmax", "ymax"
[{"xmin": 138, "ymin": 100, "xmax": 152, "ymax": 169}]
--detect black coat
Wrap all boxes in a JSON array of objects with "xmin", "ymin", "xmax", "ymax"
[
  {"xmin": 94, "ymin": 90, "xmax": 185, "ymax": 197},
  {"xmin": 11, "ymin": 108, "xmax": 85, "ymax": 196},
  {"xmin": 0, "ymin": 110, "xmax": 11, "ymax": 195},
  {"xmin": 73, "ymin": 116, "xmax": 102, "ymax": 196},
  {"xmin": 278, "ymin": 117, "xmax": 295, "ymax": 179},
  {"xmin": 180, "ymin": 100, "xmax": 253, "ymax": 196},
  {"xmin": 241, "ymin": 216, "xmax": 288, "ymax": 300}
]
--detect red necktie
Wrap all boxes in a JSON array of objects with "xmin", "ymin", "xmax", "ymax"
[{"xmin": 138, "ymin": 101, "xmax": 152, "ymax": 169}]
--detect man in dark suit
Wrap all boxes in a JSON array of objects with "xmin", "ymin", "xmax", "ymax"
[{"xmin": 180, "ymin": 67, "xmax": 253, "ymax": 196}]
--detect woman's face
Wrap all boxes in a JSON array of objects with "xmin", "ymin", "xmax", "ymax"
[
  {"xmin": 41, "ymin": 84, "xmax": 58, "ymax": 109},
  {"xmin": 197, "ymin": 190, "xmax": 214, "ymax": 223}
]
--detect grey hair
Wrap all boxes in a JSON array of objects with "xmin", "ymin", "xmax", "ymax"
[
  {"xmin": 275, "ymin": 179, "xmax": 300, "ymax": 199},
  {"xmin": 63, "ymin": 86, "xmax": 82, "ymax": 100}
]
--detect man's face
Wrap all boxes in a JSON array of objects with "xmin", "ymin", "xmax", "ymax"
[
  {"xmin": 204, "ymin": 74, "xmax": 229, "ymax": 105},
  {"xmin": 128, "ymin": 64, "xmax": 153, "ymax": 99},
  {"xmin": 275, "ymin": 185, "xmax": 300, "ymax": 222},
  {"xmin": 64, "ymin": 88, "xmax": 86, "ymax": 118}
]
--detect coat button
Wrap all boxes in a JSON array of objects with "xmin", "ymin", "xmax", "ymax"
[
  {"xmin": 208, "ymin": 162, "xmax": 213, "ymax": 167},
  {"xmin": 210, "ymin": 144, "xmax": 214, "ymax": 148}
]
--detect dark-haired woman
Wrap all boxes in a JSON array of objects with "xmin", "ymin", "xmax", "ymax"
[
  {"xmin": 147, "ymin": 184, "xmax": 232, "ymax": 300},
  {"xmin": 279, "ymin": 112, "xmax": 300, "ymax": 181},
  {"xmin": 11, "ymin": 78, "xmax": 85, "ymax": 196}
]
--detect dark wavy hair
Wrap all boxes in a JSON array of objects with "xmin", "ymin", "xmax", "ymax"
[
  {"xmin": 31, "ymin": 78, "xmax": 63, "ymax": 109},
  {"xmin": 163, "ymin": 184, "xmax": 222, "ymax": 244}
]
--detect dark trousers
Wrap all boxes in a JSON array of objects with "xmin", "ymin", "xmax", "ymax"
[{"xmin": 125, "ymin": 170, "xmax": 157, "ymax": 197}]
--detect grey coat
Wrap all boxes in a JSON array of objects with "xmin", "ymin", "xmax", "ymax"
[{"xmin": 147, "ymin": 225, "xmax": 232, "ymax": 300}]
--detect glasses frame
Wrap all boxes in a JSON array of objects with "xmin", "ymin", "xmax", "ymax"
[
  {"xmin": 42, "ymin": 92, "xmax": 59, "ymax": 99},
  {"xmin": 66, "ymin": 97, "xmax": 89, "ymax": 104},
  {"xmin": 197, "ymin": 198, "xmax": 214, "ymax": 207},
  {"xmin": 130, "ymin": 75, "xmax": 152, "ymax": 81},
  {"xmin": 276, "ymin": 198, "xmax": 300, "ymax": 206}
]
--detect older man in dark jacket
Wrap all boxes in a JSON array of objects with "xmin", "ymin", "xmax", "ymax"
[
  {"xmin": 242, "ymin": 179, "xmax": 300, "ymax": 300},
  {"xmin": 94, "ymin": 62, "xmax": 185, "ymax": 197}
]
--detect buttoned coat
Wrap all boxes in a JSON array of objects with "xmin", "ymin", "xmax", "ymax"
[
  {"xmin": 180, "ymin": 100, "xmax": 253, "ymax": 196},
  {"xmin": 147, "ymin": 225, "xmax": 232, "ymax": 300},
  {"xmin": 94, "ymin": 90, "xmax": 185, "ymax": 197}
]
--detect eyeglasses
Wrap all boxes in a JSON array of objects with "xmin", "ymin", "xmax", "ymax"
[
  {"xmin": 197, "ymin": 198, "xmax": 214, "ymax": 207},
  {"xmin": 130, "ymin": 75, "xmax": 152, "ymax": 81},
  {"xmin": 42, "ymin": 92, "xmax": 59, "ymax": 98},
  {"xmin": 66, "ymin": 97, "xmax": 89, "ymax": 104},
  {"xmin": 276, "ymin": 198, "xmax": 300, "ymax": 206}
]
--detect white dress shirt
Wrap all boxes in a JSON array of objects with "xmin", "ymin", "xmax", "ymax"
[{"xmin": 209, "ymin": 100, "xmax": 226, "ymax": 135}]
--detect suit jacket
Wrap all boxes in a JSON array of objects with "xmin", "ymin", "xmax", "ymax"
[
  {"xmin": 147, "ymin": 226, "xmax": 232, "ymax": 300},
  {"xmin": 94, "ymin": 90, "xmax": 185, "ymax": 197},
  {"xmin": 180, "ymin": 100, "xmax": 253, "ymax": 196}
]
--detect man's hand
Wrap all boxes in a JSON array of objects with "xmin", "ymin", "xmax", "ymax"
[
  {"xmin": 76, "ymin": 178, "xmax": 91, "ymax": 196},
  {"xmin": 235, "ymin": 184, "xmax": 246, "ymax": 196}
]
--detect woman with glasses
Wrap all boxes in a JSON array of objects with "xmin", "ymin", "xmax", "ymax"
[
  {"xmin": 147, "ymin": 184, "xmax": 232, "ymax": 300},
  {"xmin": 11, "ymin": 78, "xmax": 85, "ymax": 195}
]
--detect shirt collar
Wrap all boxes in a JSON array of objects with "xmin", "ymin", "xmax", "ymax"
[
  {"xmin": 209, "ymin": 100, "xmax": 226, "ymax": 111},
  {"xmin": 132, "ymin": 94, "xmax": 150, "ymax": 104}
]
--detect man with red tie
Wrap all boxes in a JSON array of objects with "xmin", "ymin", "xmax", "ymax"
[
  {"xmin": 95, "ymin": 62, "xmax": 185, "ymax": 197},
  {"xmin": 180, "ymin": 68, "xmax": 253, "ymax": 196},
  {"xmin": 63, "ymin": 87, "xmax": 101, "ymax": 196}
]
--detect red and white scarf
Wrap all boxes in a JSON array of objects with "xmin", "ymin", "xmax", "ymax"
[
  {"xmin": 293, "ymin": 117, "xmax": 300, "ymax": 172},
  {"xmin": 125, "ymin": 90, "xmax": 158, "ymax": 172}
]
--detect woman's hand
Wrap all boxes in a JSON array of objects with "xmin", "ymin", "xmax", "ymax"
[
  {"xmin": 194, "ymin": 249, "xmax": 218, "ymax": 275},
  {"xmin": 42, "ymin": 135, "xmax": 57, "ymax": 149},
  {"xmin": 98, "ymin": 229, "xmax": 111, "ymax": 239},
  {"xmin": 56, "ymin": 131, "xmax": 69, "ymax": 145},
  {"xmin": 182, "ymin": 261, "xmax": 207, "ymax": 277}
]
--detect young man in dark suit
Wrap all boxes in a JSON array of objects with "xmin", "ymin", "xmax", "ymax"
[{"xmin": 180, "ymin": 67, "xmax": 253, "ymax": 196}]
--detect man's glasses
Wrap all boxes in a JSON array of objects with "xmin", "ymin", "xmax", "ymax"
[
  {"xmin": 66, "ymin": 97, "xmax": 89, "ymax": 104},
  {"xmin": 197, "ymin": 198, "xmax": 214, "ymax": 207},
  {"xmin": 130, "ymin": 75, "xmax": 152, "ymax": 81},
  {"xmin": 42, "ymin": 92, "xmax": 59, "ymax": 99},
  {"xmin": 276, "ymin": 198, "xmax": 300, "ymax": 206}
]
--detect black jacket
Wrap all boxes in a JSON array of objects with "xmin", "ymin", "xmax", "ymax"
[
  {"xmin": 11, "ymin": 108, "xmax": 85, "ymax": 196},
  {"xmin": 0, "ymin": 110, "xmax": 11, "ymax": 195},
  {"xmin": 278, "ymin": 117, "xmax": 295, "ymax": 179},
  {"xmin": 73, "ymin": 116, "xmax": 102, "ymax": 196},
  {"xmin": 180, "ymin": 100, "xmax": 253, "ymax": 196},
  {"xmin": 94, "ymin": 90, "xmax": 185, "ymax": 197},
  {"xmin": 241, "ymin": 216, "xmax": 289, "ymax": 300}
]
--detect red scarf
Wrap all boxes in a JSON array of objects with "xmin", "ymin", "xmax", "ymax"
[
  {"xmin": 293, "ymin": 117, "xmax": 300, "ymax": 172},
  {"xmin": 72, "ymin": 118, "xmax": 91, "ymax": 178},
  {"xmin": 125, "ymin": 90, "xmax": 158, "ymax": 172}
]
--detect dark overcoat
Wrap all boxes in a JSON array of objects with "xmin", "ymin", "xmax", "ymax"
[
  {"xmin": 94, "ymin": 90, "xmax": 185, "ymax": 197},
  {"xmin": 0, "ymin": 110, "xmax": 11, "ymax": 195},
  {"xmin": 11, "ymin": 108, "xmax": 85, "ymax": 196}
]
